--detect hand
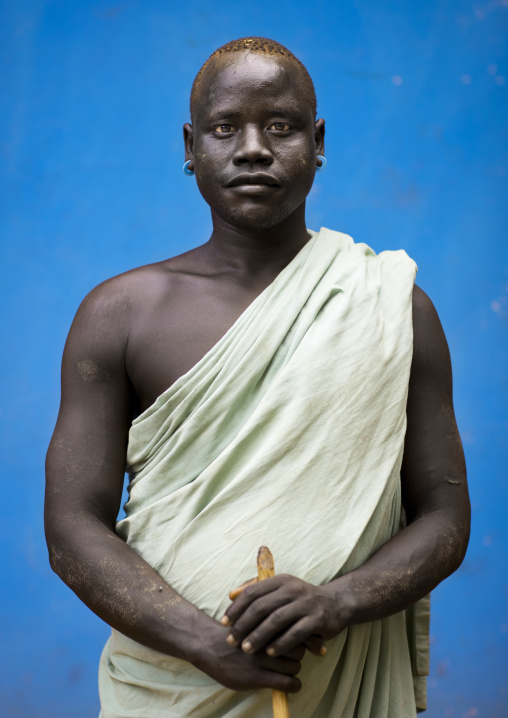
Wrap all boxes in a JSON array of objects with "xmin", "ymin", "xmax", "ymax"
[
  {"xmin": 195, "ymin": 621, "xmax": 303, "ymax": 693},
  {"xmin": 227, "ymin": 577, "xmax": 328, "ymax": 658},
  {"xmin": 221, "ymin": 574, "xmax": 346, "ymax": 658}
]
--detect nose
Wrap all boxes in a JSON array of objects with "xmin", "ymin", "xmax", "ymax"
[{"xmin": 233, "ymin": 125, "xmax": 273, "ymax": 166}]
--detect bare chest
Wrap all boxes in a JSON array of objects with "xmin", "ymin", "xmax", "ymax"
[{"xmin": 125, "ymin": 274, "xmax": 266, "ymax": 413}]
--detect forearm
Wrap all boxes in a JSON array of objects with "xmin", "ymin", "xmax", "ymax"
[
  {"xmin": 323, "ymin": 508, "xmax": 469, "ymax": 626},
  {"xmin": 46, "ymin": 513, "xmax": 216, "ymax": 664},
  {"xmin": 47, "ymin": 513, "xmax": 306, "ymax": 693}
]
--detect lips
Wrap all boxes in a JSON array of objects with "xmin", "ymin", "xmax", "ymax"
[{"xmin": 227, "ymin": 173, "xmax": 280, "ymax": 188}]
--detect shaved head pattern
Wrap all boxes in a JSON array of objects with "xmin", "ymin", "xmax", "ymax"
[{"xmin": 190, "ymin": 37, "xmax": 317, "ymax": 119}]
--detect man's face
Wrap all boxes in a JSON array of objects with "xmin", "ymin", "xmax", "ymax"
[{"xmin": 185, "ymin": 52, "xmax": 324, "ymax": 231}]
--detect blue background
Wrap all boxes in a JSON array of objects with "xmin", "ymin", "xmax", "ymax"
[{"xmin": 1, "ymin": 1, "xmax": 507, "ymax": 716}]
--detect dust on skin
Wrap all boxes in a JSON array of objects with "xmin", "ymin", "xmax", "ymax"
[
  {"xmin": 349, "ymin": 521, "xmax": 468, "ymax": 611},
  {"xmin": 49, "ymin": 542, "xmax": 181, "ymax": 626},
  {"xmin": 78, "ymin": 284, "xmax": 132, "ymax": 353},
  {"xmin": 77, "ymin": 358, "xmax": 108, "ymax": 383},
  {"xmin": 47, "ymin": 436, "xmax": 108, "ymax": 488}
]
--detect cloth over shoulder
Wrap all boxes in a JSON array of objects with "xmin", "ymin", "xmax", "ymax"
[{"xmin": 98, "ymin": 227, "xmax": 428, "ymax": 718}]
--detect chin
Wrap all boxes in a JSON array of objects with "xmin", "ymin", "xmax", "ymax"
[{"xmin": 215, "ymin": 200, "xmax": 298, "ymax": 231}]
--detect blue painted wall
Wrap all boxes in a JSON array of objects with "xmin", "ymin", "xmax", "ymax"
[{"xmin": 1, "ymin": 1, "xmax": 506, "ymax": 716}]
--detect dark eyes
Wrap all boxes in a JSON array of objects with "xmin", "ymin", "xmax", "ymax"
[
  {"xmin": 214, "ymin": 124, "xmax": 236, "ymax": 134},
  {"xmin": 212, "ymin": 122, "xmax": 292, "ymax": 134},
  {"xmin": 269, "ymin": 122, "xmax": 291, "ymax": 131}
]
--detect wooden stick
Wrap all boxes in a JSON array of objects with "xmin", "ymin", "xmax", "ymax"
[{"xmin": 257, "ymin": 546, "xmax": 291, "ymax": 718}]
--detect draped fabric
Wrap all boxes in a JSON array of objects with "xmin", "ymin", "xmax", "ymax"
[{"xmin": 99, "ymin": 228, "xmax": 426, "ymax": 717}]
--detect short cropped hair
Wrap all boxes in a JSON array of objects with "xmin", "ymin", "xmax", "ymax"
[{"xmin": 190, "ymin": 37, "xmax": 317, "ymax": 119}]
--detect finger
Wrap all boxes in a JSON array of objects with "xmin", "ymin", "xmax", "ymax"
[
  {"xmin": 257, "ymin": 654, "xmax": 302, "ymax": 677},
  {"xmin": 304, "ymin": 634, "xmax": 327, "ymax": 657},
  {"xmin": 266, "ymin": 617, "xmax": 317, "ymax": 657},
  {"xmin": 258, "ymin": 669, "xmax": 302, "ymax": 694},
  {"xmin": 238, "ymin": 653, "xmax": 302, "ymax": 691},
  {"xmin": 240, "ymin": 604, "xmax": 304, "ymax": 654},
  {"xmin": 226, "ymin": 591, "xmax": 292, "ymax": 647},
  {"xmin": 282, "ymin": 644, "xmax": 306, "ymax": 661},
  {"xmin": 223, "ymin": 576, "xmax": 284, "ymax": 627},
  {"xmin": 230, "ymin": 661, "xmax": 302, "ymax": 693},
  {"xmin": 228, "ymin": 577, "xmax": 258, "ymax": 602}
]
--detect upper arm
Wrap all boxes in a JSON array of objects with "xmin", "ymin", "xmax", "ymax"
[
  {"xmin": 401, "ymin": 286, "xmax": 470, "ymax": 536},
  {"xmin": 45, "ymin": 279, "xmax": 135, "ymax": 538}
]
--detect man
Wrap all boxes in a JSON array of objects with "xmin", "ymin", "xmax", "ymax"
[{"xmin": 45, "ymin": 37, "xmax": 470, "ymax": 717}]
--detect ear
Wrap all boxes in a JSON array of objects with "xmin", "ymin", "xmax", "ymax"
[
  {"xmin": 314, "ymin": 118, "xmax": 325, "ymax": 158},
  {"xmin": 183, "ymin": 123, "xmax": 194, "ymax": 166}
]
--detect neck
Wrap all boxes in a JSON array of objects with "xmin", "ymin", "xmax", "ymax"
[{"xmin": 204, "ymin": 203, "xmax": 311, "ymax": 278}]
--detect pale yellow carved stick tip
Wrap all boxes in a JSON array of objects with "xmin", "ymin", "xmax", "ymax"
[{"xmin": 256, "ymin": 546, "xmax": 290, "ymax": 718}]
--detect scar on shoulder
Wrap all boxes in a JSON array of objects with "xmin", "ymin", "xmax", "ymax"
[
  {"xmin": 446, "ymin": 477, "xmax": 461, "ymax": 485},
  {"xmin": 77, "ymin": 358, "xmax": 108, "ymax": 383}
]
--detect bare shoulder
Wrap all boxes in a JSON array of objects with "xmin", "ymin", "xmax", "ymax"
[
  {"xmin": 64, "ymin": 249, "xmax": 204, "ymax": 381},
  {"xmin": 410, "ymin": 284, "xmax": 452, "ymax": 389},
  {"xmin": 76, "ymin": 256, "xmax": 179, "ymax": 317},
  {"xmin": 73, "ymin": 248, "xmax": 203, "ymax": 336},
  {"xmin": 411, "ymin": 283, "xmax": 443, "ymax": 332}
]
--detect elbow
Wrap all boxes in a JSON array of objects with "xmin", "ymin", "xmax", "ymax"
[
  {"xmin": 410, "ymin": 506, "xmax": 471, "ymax": 582},
  {"xmin": 451, "ymin": 519, "xmax": 471, "ymax": 573},
  {"xmin": 45, "ymin": 529, "xmax": 84, "ymax": 592},
  {"xmin": 45, "ymin": 523, "xmax": 67, "ymax": 578},
  {"xmin": 440, "ymin": 512, "xmax": 471, "ymax": 579},
  {"xmin": 450, "ymin": 494, "xmax": 472, "ymax": 572},
  {"xmin": 47, "ymin": 544, "xmax": 63, "ymax": 576},
  {"xmin": 44, "ymin": 505, "xmax": 75, "ymax": 581},
  {"xmin": 44, "ymin": 504, "xmax": 110, "ymax": 588}
]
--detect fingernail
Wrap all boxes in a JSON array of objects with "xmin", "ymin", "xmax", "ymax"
[
  {"xmin": 266, "ymin": 647, "xmax": 276, "ymax": 657},
  {"xmin": 319, "ymin": 645, "xmax": 327, "ymax": 656},
  {"xmin": 220, "ymin": 616, "xmax": 230, "ymax": 626},
  {"xmin": 226, "ymin": 634, "xmax": 236, "ymax": 646},
  {"xmin": 242, "ymin": 641, "xmax": 253, "ymax": 653}
]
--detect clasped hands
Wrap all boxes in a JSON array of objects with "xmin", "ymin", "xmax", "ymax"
[
  {"xmin": 222, "ymin": 573, "xmax": 341, "ymax": 657},
  {"xmin": 201, "ymin": 573, "xmax": 346, "ymax": 693}
]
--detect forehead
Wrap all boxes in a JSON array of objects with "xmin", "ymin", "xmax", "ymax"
[{"xmin": 195, "ymin": 52, "xmax": 308, "ymax": 118}]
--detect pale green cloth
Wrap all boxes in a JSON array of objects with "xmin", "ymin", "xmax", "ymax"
[{"xmin": 99, "ymin": 227, "xmax": 426, "ymax": 717}]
